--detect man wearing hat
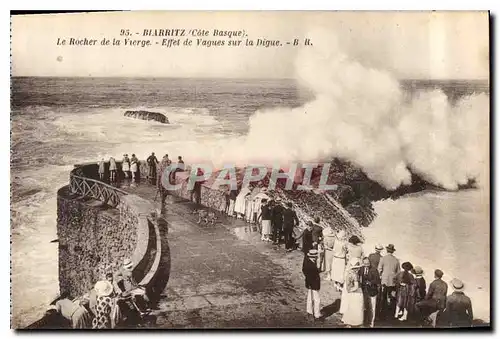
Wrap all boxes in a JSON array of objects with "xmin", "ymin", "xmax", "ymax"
[
  {"xmin": 368, "ymin": 244, "xmax": 383, "ymax": 271},
  {"xmin": 302, "ymin": 249, "xmax": 321, "ymax": 321},
  {"xmin": 415, "ymin": 269, "xmax": 448, "ymax": 327},
  {"xmin": 377, "ymin": 244, "xmax": 400, "ymax": 320},
  {"xmin": 444, "ymin": 278, "xmax": 473, "ymax": 327},
  {"xmin": 282, "ymin": 202, "xmax": 300, "ymax": 252},
  {"xmin": 271, "ymin": 197, "xmax": 284, "ymax": 245},
  {"xmin": 114, "ymin": 258, "xmax": 150, "ymax": 313},
  {"xmin": 359, "ymin": 257, "xmax": 381, "ymax": 327},
  {"xmin": 296, "ymin": 220, "xmax": 322, "ymax": 255}
]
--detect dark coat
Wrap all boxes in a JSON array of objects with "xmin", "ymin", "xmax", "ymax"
[
  {"xmin": 358, "ymin": 266, "xmax": 381, "ymax": 297},
  {"xmin": 426, "ymin": 279, "xmax": 448, "ymax": 310},
  {"xmin": 368, "ymin": 252, "xmax": 382, "ymax": 271},
  {"xmin": 283, "ymin": 208, "xmax": 299, "ymax": 228},
  {"xmin": 301, "ymin": 229, "xmax": 314, "ymax": 254},
  {"xmin": 311, "ymin": 225, "xmax": 323, "ymax": 244},
  {"xmin": 302, "ymin": 256, "xmax": 320, "ymax": 291},
  {"xmin": 272, "ymin": 204, "xmax": 284, "ymax": 226},
  {"xmin": 260, "ymin": 204, "xmax": 272, "ymax": 220},
  {"xmin": 415, "ymin": 277, "xmax": 427, "ymax": 302},
  {"xmin": 445, "ymin": 291, "xmax": 473, "ymax": 327}
]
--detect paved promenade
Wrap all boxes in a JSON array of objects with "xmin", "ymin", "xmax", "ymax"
[{"xmin": 123, "ymin": 182, "xmax": 344, "ymax": 328}]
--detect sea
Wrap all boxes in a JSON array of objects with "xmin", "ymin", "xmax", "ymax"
[{"xmin": 10, "ymin": 77, "xmax": 490, "ymax": 327}]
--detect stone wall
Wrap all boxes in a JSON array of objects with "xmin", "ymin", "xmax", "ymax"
[{"xmin": 56, "ymin": 185, "xmax": 156, "ymax": 298}]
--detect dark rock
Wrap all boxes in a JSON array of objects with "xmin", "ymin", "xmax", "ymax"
[{"xmin": 124, "ymin": 110, "xmax": 169, "ymax": 124}]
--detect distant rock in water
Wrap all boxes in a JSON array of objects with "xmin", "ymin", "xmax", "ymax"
[{"xmin": 124, "ymin": 110, "xmax": 169, "ymax": 124}]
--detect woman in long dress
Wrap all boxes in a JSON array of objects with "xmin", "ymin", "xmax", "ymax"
[
  {"xmin": 92, "ymin": 280, "xmax": 117, "ymax": 329},
  {"xmin": 109, "ymin": 157, "xmax": 117, "ymax": 182},
  {"xmin": 331, "ymin": 230, "xmax": 347, "ymax": 291},
  {"xmin": 394, "ymin": 261, "xmax": 416, "ymax": 321},
  {"xmin": 234, "ymin": 185, "xmax": 251, "ymax": 218},
  {"xmin": 130, "ymin": 154, "xmax": 139, "ymax": 182},
  {"xmin": 342, "ymin": 258, "xmax": 364, "ymax": 327},
  {"xmin": 122, "ymin": 154, "xmax": 131, "ymax": 179}
]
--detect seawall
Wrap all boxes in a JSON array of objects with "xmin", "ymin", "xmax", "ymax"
[{"xmin": 55, "ymin": 162, "xmax": 164, "ymax": 299}]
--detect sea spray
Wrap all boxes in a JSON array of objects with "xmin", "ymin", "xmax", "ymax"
[{"xmin": 231, "ymin": 29, "xmax": 489, "ymax": 190}]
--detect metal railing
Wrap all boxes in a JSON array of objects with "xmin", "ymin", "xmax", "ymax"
[{"xmin": 69, "ymin": 163, "xmax": 128, "ymax": 207}]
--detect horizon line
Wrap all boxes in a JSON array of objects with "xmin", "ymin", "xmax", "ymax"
[{"xmin": 10, "ymin": 75, "xmax": 490, "ymax": 83}]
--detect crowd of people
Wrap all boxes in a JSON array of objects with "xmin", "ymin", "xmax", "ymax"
[
  {"xmin": 43, "ymin": 258, "xmax": 152, "ymax": 329},
  {"xmin": 94, "ymin": 158, "xmax": 476, "ymax": 328},
  {"xmin": 223, "ymin": 184, "xmax": 300, "ymax": 251},
  {"xmin": 97, "ymin": 152, "xmax": 185, "ymax": 186},
  {"xmin": 219, "ymin": 182, "xmax": 475, "ymax": 328},
  {"xmin": 300, "ymin": 227, "xmax": 474, "ymax": 328}
]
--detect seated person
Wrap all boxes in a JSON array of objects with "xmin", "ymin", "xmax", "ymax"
[
  {"xmin": 48, "ymin": 297, "xmax": 93, "ymax": 329},
  {"xmin": 114, "ymin": 258, "xmax": 150, "ymax": 314}
]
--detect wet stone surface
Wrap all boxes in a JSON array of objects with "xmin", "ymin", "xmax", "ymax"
[{"xmin": 122, "ymin": 183, "xmax": 345, "ymax": 328}]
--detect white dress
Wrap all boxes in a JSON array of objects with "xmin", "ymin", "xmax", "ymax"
[
  {"xmin": 331, "ymin": 238, "xmax": 347, "ymax": 284},
  {"xmin": 342, "ymin": 270, "xmax": 364, "ymax": 326},
  {"xmin": 130, "ymin": 161, "xmax": 138, "ymax": 173},
  {"xmin": 234, "ymin": 187, "xmax": 251, "ymax": 215},
  {"xmin": 122, "ymin": 158, "xmax": 130, "ymax": 171}
]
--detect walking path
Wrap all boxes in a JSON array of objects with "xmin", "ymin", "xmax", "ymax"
[{"xmin": 123, "ymin": 182, "xmax": 345, "ymax": 328}]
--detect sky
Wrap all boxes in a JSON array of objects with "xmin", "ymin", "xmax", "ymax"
[{"xmin": 11, "ymin": 11, "xmax": 489, "ymax": 80}]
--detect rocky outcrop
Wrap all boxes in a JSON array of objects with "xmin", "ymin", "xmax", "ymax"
[{"xmin": 124, "ymin": 110, "xmax": 169, "ymax": 124}]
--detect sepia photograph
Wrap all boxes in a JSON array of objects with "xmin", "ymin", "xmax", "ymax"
[{"xmin": 10, "ymin": 10, "xmax": 490, "ymax": 329}]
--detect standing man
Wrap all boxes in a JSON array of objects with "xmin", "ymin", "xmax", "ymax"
[
  {"xmin": 377, "ymin": 244, "xmax": 400, "ymax": 320},
  {"xmin": 282, "ymin": 202, "xmax": 299, "ymax": 252},
  {"xmin": 359, "ymin": 257, "xmax": 381, "ymax": 327},
  {"xmin": 322, "ymin": 223, "xmax": 336, "ymax": 281},
  {"xmin": 296, "ymin": 221, "xmax": 315, "ymax": 255},
  {"xmin": 302, "ymin": 249, "xmax": 321, "ymax": 321},
  {"xmin": 258, "ymin": 199, "xmax": 272, "ymax": 242},
  {"xmin": 312, "ymin": 217, "xmax": 324, "ymax": 270},
  {"xmin": 444, "ymin": 278, "xmax": 473, "ymax": 328},
  {"xmin": 157, "ymin": 154, "xmax": 171, "ymax": 207},
  {"xmin": 369, "ymin": 244, "xmax": 384, "ymax": 319},
  {"xmin": 368, "ymin": 244, "xmax": 383, "ymax": 270},
  {"xmin": 271, "ymin": 198, "xmax": 284, "ymax": 245},
  {"xmin": 416, "ymin": 269, "xmax": 448, "ymax": 327},
  {"xmin": 147, "ymin": 152, "xmax": 159, "ymax": 185}
]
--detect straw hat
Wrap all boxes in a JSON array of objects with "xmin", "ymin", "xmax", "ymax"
[
  {"xmin": 413, "ymin": 266, "xmax": 424, "ymax": 276},
  {"xmin": 94, "ymin": 280, "xmax": 114, "ymax": 297},
  {"xmin": 307, "ymin": 249, "xmax": 319, "ymax": 258},
  {"xmin": 375, "ymin": 244, "xmax": 383, "ymax": 251},
  {"xmin": 451, "ymin": 278, "xmax": 464, "ymax": 291},
  {"xmin": 123, "ymin": 258, "xmax": 133, "ymax": 271}
]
